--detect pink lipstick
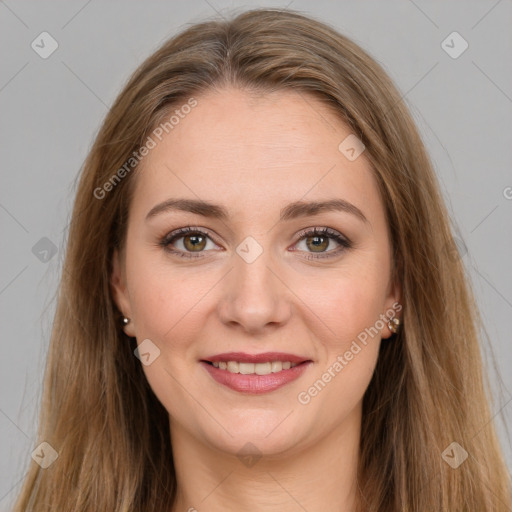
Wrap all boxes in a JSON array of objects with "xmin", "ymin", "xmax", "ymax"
[{"xmin": 201, "ymin": 352, "xmax": 312, "ymax": 394}]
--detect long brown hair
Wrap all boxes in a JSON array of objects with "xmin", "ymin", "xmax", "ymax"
[{"xmin": 13, "ymin": 8, "xmax": 511, "ymax": 511}]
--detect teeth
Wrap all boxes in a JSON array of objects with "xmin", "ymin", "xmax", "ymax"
[
  {"xmin": 227, "ymin": 361, "xmax": 239, "ymax": 373},
  {"xmin": 255, "ymin": 362, "xmax": 271, "ymax": 375},
  {"xmin": 239, "ymin": 362, "xmax": 255, "ymax": 374},
  {"xmin": 271, "ymin": 361, "xmax": 282, "ymax": 373},
  {"xmin": 211, "ymin": 361, "xmax": 298, "ymax": 374}
]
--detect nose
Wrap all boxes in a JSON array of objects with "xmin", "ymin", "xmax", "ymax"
[{"xmin": 217, "ymin": 246, "xmax": 292, "ymax": 335}]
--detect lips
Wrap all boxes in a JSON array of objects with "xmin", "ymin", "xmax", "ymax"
[
  {"xmin": 204, "ymin": 352, "xmax": 308, "ymax": 364},
  {"xmin": 201, "ymin": 352, "xmax": 312, "ymax": 394}
]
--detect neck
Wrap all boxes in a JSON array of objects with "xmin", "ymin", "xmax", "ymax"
[{"xmin": 169, "ymin": 405, "xmax": 362, "ymax": 512}]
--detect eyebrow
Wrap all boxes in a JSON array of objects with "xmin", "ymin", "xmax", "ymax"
[{"xmin": 145, "ymin": 198, "xmax": 368, "ymax": 224}]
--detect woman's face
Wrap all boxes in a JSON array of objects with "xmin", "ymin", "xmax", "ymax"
[{"xmin": 111, "ymin": 87, "xmax": 400, "ymax": 457}]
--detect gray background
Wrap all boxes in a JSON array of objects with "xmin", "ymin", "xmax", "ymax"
[{"xmin": 1, "ymin": 0, "xmax": 511, "ymax": 509}]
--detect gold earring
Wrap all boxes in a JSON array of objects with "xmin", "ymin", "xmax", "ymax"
[{"xmin": 387, "ymin": 317, "xmax": 400, "ymax": 334}]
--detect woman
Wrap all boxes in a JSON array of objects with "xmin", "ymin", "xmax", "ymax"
[{"xmin": 14, "ymin": 8, "xmax": 511, "ymax": 511}]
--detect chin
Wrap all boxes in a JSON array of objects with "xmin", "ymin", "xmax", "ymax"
[
  {"xmin": 195, "ymin": 408, "xmax": 314, "ymax": 458},
  {"xmin": 206, "ymin": 429, "xmax": 303, "ymax": 460}
]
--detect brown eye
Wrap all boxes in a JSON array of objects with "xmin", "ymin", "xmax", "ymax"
[
  {"xmin": 305, "ymin": 235, "xmax": 329, "ymax": 252},
  {"xmin": 182, "ymin": 233, "xmax": 207, "ymax": 252},
  {"xmin": 294, "ymin": 227, "xmax": 352, "ymax": 260},
  {"xmin": 160, "ymin": 227, "xmax": 219, "ymax": 258}
]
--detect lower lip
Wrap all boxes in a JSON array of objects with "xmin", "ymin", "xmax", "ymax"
[{"xmin": 201, "ymin": 361, "xmax": 311, "ymax": 394}]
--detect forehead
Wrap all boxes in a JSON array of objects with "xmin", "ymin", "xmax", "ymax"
[{"xmin": 131, "ymin": 87, "xmax": 381, "ymax": 222}]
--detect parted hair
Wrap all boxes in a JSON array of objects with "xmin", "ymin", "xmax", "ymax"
[{"xmin": 14, "ymin": 8, "xmax": 511, "ymax": 511}]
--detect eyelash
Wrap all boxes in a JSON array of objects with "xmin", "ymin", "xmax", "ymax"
[{"xmin": 159, "ymin": 226, "xmax": 352, "ymax": 260}]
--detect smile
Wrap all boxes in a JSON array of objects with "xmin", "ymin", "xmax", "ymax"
[
  {"xmin": 209, "ymin": 361, "xmax": 299, "ymax": 375},
  {"xmin": 201, "ymin": 352, "xmax": 312, "ymax": 394}
]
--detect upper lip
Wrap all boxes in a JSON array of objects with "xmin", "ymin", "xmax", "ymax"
[{"xmin": 203, "ymin": 352, "xmax": 310, "ymax": 364}]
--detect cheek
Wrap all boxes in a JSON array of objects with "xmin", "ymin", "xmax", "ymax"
[
  {"xmin": 127, "ymin": 256, "xmax": 218, "ymax": 348},
  {"xmin": 295, "ymin": 275, "xmax": 383, "ymax": 423},
  {"xmin": 296, "ymin": 263, "xmax": 388, "ymax": 350}
]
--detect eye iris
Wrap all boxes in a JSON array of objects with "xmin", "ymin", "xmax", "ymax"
[
  {"xmin": 183, "ymin": 234, "xmax": 206, "ymax": 251},
  {"xmin": 306, "ymin": 235, "xmax": 328, "ymax": 252}
]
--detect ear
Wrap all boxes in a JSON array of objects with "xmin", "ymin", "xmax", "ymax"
[
  {"xmin": 381, "ymin": 277, "xmax": 403, "ymax": 340},
  {"xmin": 111, "ymin": 248, "xmax": 135, "ymax": 337}
]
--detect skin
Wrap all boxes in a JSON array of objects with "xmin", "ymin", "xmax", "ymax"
[{"xmin": 111, "ymin": 87, "xmax": 401, "ymax": 512}]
